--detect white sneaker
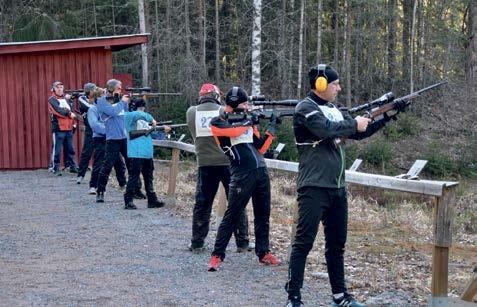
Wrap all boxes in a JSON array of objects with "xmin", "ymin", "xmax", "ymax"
[
  {"xmin": 89, "ymin": 187, "xmax": 97, "ymax": 195},
  {"xmin": 76, "ymin": 176, "xmax": 84, "ymax": 184}
]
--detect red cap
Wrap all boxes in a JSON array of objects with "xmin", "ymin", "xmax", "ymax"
[{"xmin": 199, "ymin": 83, "xmax": 221, "ymax": 97}]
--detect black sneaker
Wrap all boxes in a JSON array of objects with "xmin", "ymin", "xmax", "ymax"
[
  {"xmin": 96, "ymin": 192, "xmax": 104, "ymax": 203},
  {"xmin": 68, "ymin": 167, "xmax": 79, "ymax": 174},
  {"xmin": 286, "ymin": 296, "xmax": 303, "ymax": 307},
  {"xmin": 147, "ymin": 199, "xmax": 165, "ymax": 208},
  {"xmin": 124, "ymin": 202, "xmax": 137, "ymax": 210},
  {"xmin": 188, "ymin": 243, "xmax": 208, "ymax": 253},
  {"xmin": 237, "ymin": 242, "xmax": 255, "ymax": 253},
  {"xmin": 133, "ymin": 190, "xmax": 147, "ymax": 199},
  {"xmin": 53, "ymin": 169, "xmax": 62, "ymax": 176},
  {"xmin": 331, "ymin": 293, "xmax": 365, "ymax": 307}
]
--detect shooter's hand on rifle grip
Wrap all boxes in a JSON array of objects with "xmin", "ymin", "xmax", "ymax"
[
  {"xmin": 151, "ymin": 119, "xmax": 157, "ymax": 127},
  {"xmin": 355, "ymin": 116, "xmax": 371, "ymax": 132},
  {"xmin": 65, "ymin": 94, "xmax": 71, "ymax": 100},
  {"xmin": 267, "ymin": 113, "xmax": 278, "ymax": 136},
  {"xmin": 122, "ymin": 95, "xmax": 131, "ymax": 103},
  {"xmin": 164, "ymin": 125, "xmax": 172, "ymax": 133}
]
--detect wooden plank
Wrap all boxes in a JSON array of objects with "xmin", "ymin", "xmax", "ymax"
[
  {"xmin": 6, "ymin": 55, "xmax": 18, "ymax": 168},
  {"xmin": 0, "ymin": 34, "xmax": 148, "ymax": 55},
  {"xmin": 166, "ymin": 148, "xmax": 180, "ymax": 202},
  {"xmin": 431, "ymin": 246, "xmax": 449, "ymax": 298},
  {"xmin": 433, "ymin": 186, "xmax": 456, "ymax": 247},
  {"xmin": 287, "ymin": 201, "xmax": 299, "ymax": 262},
  {"xmin": 0, "ymin": 55, "xmax": 8, "ymax": 168},
  {"xmin": 153, "ymin": 140, "xmax": 195, "ymax": 153},
  {"xmin": 461, "ymin": 268, "xmax": 477, "ymax": 302},
  {"xmin": 215, "ymin": 184, "xmax": 227, "ymax": 227},
  {"xmin": 346, "ymin": 171, "xmax": 457, "ymax": 197}
]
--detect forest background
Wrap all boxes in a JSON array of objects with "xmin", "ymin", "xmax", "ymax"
[{"xmin": 0, "ymin": 0, "xmax": 475, "ymax": 179}]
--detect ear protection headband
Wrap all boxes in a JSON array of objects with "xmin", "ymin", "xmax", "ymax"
[
  {"xmin": 315, "ymin": 64, "xmax": 328, "ymax": 93},
  {"xmin": 229, "ymin": 86, "xmax": 239, "ymax": 103}
]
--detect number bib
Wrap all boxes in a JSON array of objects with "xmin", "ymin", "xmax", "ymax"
[
  {"xmin": 317, "ymin": 104, "xmax": 344, "ymax": 122},
  {"xmin": 195, "ymin": 110, "xmax": 220, "ymax": 137},
  {"xmin": 230, "ymin": 127, "xmax": 253, "ymax": 146}
]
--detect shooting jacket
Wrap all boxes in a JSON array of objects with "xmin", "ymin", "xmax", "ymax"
[
  {"xmin": 186, "ymin": 98, "xmax": 230, "ymax": 167},
  {"xmin": 210, "ymin": 112, "xmax": 274, "ymax": 175},
  {"xmin": 294, "ymin": 91, "xmax": 387, "ymax": 189},
  {"xmin": 125, "ymin": 111, "xmax": 154, "ymax": 159},
  {"xmin": 78, "ymin": 95, "xmax": 94, "ymax": 131},
  {"xmin": 96, "ymin": 96, "xmax": 129, "ymax": 140},
  {"xmin": 48, "ymin": 95, "xmax": 75, "ymax": 132}
]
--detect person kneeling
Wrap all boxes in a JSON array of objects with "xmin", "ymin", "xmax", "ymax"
[{"xmin": 123, "ymin": 99, "xmax": 171, "ymax": 210}]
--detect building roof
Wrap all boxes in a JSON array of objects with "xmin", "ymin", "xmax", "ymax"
[{"xmin": 0, "ymin": 33, "xmax": 149, "ymax": 55}]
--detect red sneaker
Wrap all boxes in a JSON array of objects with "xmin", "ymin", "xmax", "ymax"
[
  {"xmin": 259, "ymin": 252, "xmax": 280, "ymax": 266},
  {"xmin": 207, "ymin": 255, "xmax": 222, "ymax": 271}
]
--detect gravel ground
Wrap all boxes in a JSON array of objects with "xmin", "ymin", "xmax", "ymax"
[{"xmin": 0, "ymin": 170, "xmax": 332, "ymax": 307}]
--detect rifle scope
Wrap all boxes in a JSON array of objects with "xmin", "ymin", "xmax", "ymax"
[{"xmin": 349, "ymin": 92, "xmax": 395, "ymax": 114}]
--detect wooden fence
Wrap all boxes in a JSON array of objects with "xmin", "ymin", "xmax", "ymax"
[{"xmin": 153, "ymin": 139, "xmax": 469, "ymax": 306}]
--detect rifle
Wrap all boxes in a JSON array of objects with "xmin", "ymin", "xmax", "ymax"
[
  {"xmin": 129, "ymin": 123, "xmax": 187, "ymax": 140},
  {"xmin": 349, "ymin": 81, "xmax": 448, "ymax": 119},
  {"xmin": 248, "ymin": 96, "xmax": 298, "ymax": 122},
  {"xmin": 64, "ymin": 89, "xmax": 85, "ymax": 99},
  {"xmin": 335, "ymin": 81, "xmax": 448, "ymax": 147},
  {"xmin": 125, "ymin": 87, "xmax": 182, "ymax": 98}
]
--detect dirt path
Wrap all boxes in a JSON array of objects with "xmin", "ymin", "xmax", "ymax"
[{"xmin": 0, "ymin": 170, "xmax": 331, "ymax": 306}]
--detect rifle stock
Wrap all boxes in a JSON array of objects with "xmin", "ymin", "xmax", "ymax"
[{"xmin": 129, "ymin": 124, "xmax": 187, "ymax": 140}]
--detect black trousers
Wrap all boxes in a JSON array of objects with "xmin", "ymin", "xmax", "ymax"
[
  {"xmin": 90, "ymin": 136, "xmax": 126, "ymax": 189},
  {"xmin": 77, "ymin": 127, "xmax": 94, "ymax": 177},
  {"xmin": 191, "ymin": 165, "xmax": 249, "ymax": 249},
  {"xmin": 286, "ymin": 186, "xmax": 348, "ymax": 299},
  {"xmin": 96, "ymin": 139, "xmax": 129, "ymax": 193},
  {"xmin": 212, "ymin": 167, "xmax": 271, "ymax": 259},
  {"xmin": 124, "ymin": 158, "xmax": 156, "ymax": 203}
]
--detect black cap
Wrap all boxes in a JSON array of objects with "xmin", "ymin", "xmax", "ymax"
[
  {"xmin": 129, "ymin": 98, "xmax": 146, "ymax": 111},
  {"xmin": 225, "ymin": 86, "xmax": 248, "ymax": 108}
]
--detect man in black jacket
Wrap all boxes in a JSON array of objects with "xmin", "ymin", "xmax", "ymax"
[
  {"xmin": 76, "ymin": 83, "xmax": 97, "ymax": 184},
  {"xmin": 285, "ymin": 65, "xmax": 402, "ymax": 307}
]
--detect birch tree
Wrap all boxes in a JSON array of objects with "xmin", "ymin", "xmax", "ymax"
[
  {"xmin": 215, "ymin": 0, "xmax": 220, "ymax": 83},
  {"xmin": 316, "ymin": 0, "xmax": 323, "ymax": 65},
  {"xmin": 251, "ymin": 0, "xmax": 262, "ymax": 96},
  {"xmin": 296, "ymin": 0, "xmax": 305, "ymax": 97}
]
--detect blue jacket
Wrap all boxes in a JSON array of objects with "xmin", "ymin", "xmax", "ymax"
[
  {"xmin": 125, "ymin": 111, "xmax": 154, "ymax": 159},
  {"xmin": 96, "ymin": 96, "xmax": 129, "ymax": 140},
  {"xmin": 87, "ymin": 105, "xmax": 106, "ymax": 138}
]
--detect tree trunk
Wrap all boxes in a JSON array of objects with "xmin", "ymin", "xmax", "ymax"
[
  {"xmin": 316, "ymin": 0, "xmax": 323, "ymax": 65},
  {"xmin": 470, "ymin": 1, "xmax": 476, "ymax": 85},
  {"xmin": 402, "ymin": 0, "xmax": 413, "ymax": 89},
  {"xmin": 138, "ymin": 0, "xmax": 148, "ymax": 87},
  {"xmin": 184, "ymin": 0, "xmax": 192, "ymax": 86},
  {"xmin": 165, "ymin": 0, "xmax": 171, "ymax": 91},
  {"xmin": 111, "ymin": 0, "xmax": 116, "ymax": 35},
  {"xmin": 333, "ymin": 0, "xmax": 340, "ymax": 67},
  {"xmin": 197, "ymin": 0, "xmax": 207, "ymax": 79},
  {"xmin": 417, "ymin": 0, "xmax": 426, "ymax": 84},
  {"xmin": 215, "ymin": 0, "xmax": 220, "ymax": 83},
  {"xmin": 279, "ymin": 0, "xmax": 287, "ymax": 98},
  {"xmin": 410, "ymin": 0, "xmax": 418, "ymax": 92},
  {"xmin": 296, "ymin": 0, "xmax": 305, "ymax": 97},
  {"xmin": 251, "ymin": 0, "xmax": 262, "ymax": 96},
  {"xmin": 387, "ymin": 0, "xmax": 397, "ymax": 86},
  {"xmin": 154, "ymin": 0, "xmax": 161, "ymax": 89},
  {"xmin": 343, "ymin": 0, "xmax": 351, "ymax": 106}
]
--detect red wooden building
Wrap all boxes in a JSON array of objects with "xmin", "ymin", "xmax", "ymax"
[{"xmin": 0, "ymin": 34, "xmax": 147, "ymax": 170}]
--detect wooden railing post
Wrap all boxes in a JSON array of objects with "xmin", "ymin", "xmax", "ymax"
[
  {"xmin": 287, "ymin": 201, "xmax": 299, "ymax": 263},
  {"xmin": 215, "ymin": 183, "xmax": 227, "ymax": 227},
  {"xmin": 430, "ymin": 185, "xmax": 456, "ymax": 306},
  {"xmin": 166, "ymin": 148, "xmax": 180, "ymax": 205}
]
